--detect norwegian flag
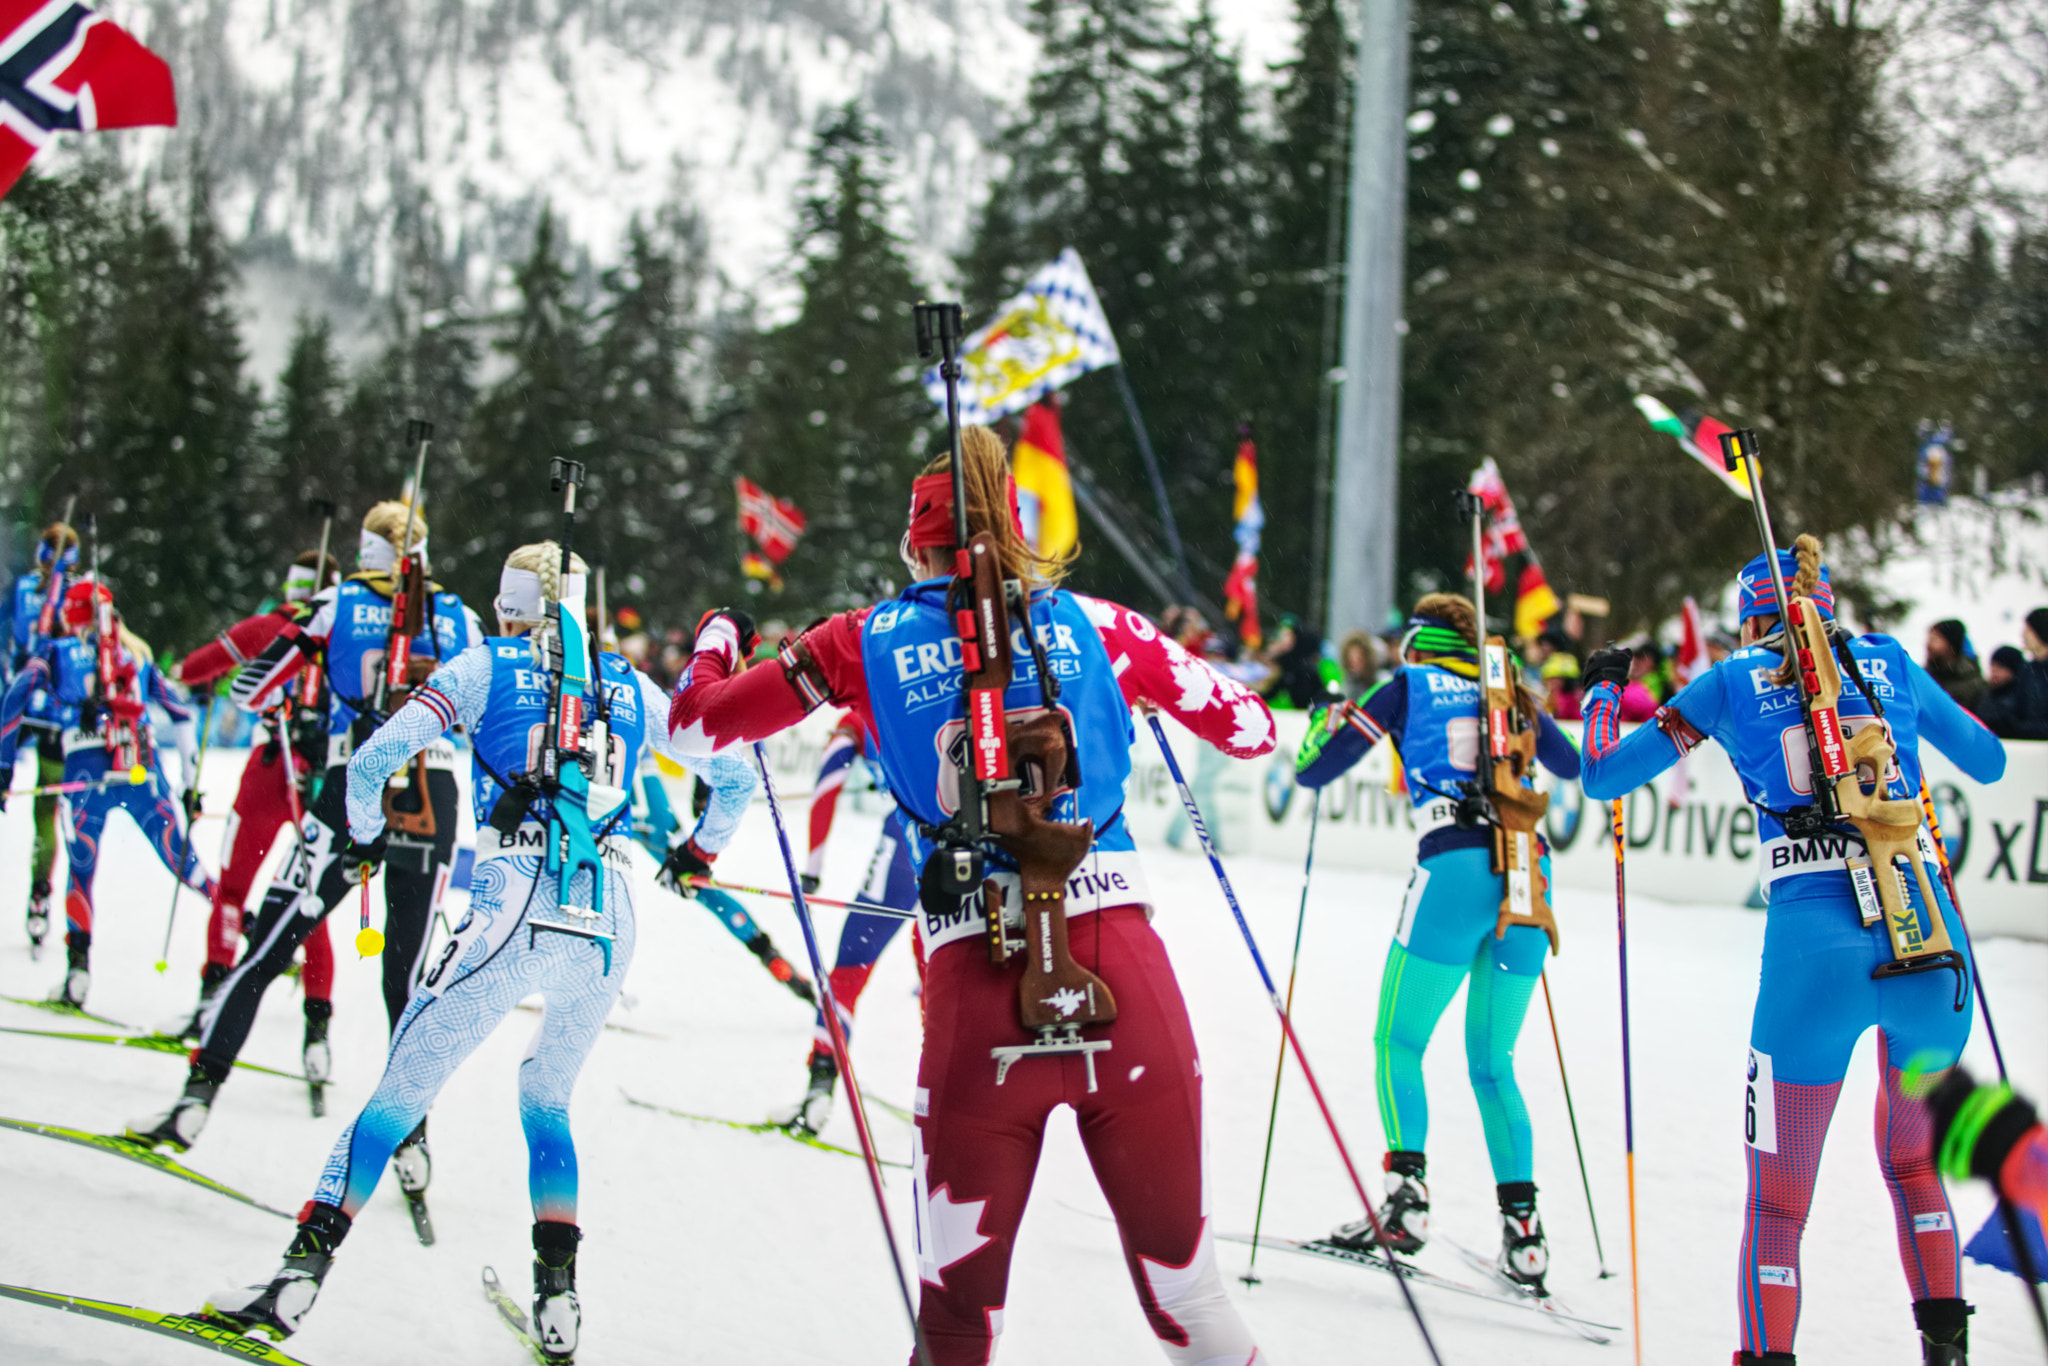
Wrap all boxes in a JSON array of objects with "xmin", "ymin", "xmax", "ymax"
[
  {"xmin": 734, "ymin": 476, "xmax": 806, "ymax": 565},
  {"xmin": 1, "ymin": 1, "xmax": 177, "ymax": 200}
]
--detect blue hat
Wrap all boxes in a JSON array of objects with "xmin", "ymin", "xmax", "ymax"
[{"xmin": 1737, "ymin": 549, "xmax": 1832, "ymax": 623}]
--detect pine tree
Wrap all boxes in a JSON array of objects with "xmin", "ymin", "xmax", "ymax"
[
  {"xmin": 262, "ymin": 314, "xmax": 349, "ymax": 568},
  {"xmin": 728, "ymin": 104, "xmax": 931, "ymax": 613}
]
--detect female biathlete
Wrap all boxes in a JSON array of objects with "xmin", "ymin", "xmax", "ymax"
[
  {"xmin": 205, "ymin": 541, "xmax": 755, "ymax": 1358},
  {"xmin": 668, "ymin": 426, "xmax": 1278, "ymax": 1366},
  {"xmin": 166, "ymin": 549, "xmax": 340, "ymax": 1078},
  {"xmin": 0, "ymin": 578, "xmax": 214, "ymax": 1006},
  {"xmin": 130, "ymin": 500, "xmax": 482, "ymax": 1168},
  {"xmin": 1292, "ymin": 594, "xmax": 1580, "ymax": 1290},
  {"xmin": 4, "ymin": 521, "xmax": 82, "ymax": 953},
  {"xmin": 1579, "ymin": 537, "xmax": 2005, "ymax": 1366}
]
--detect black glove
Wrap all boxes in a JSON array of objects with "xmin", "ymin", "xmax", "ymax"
[
  {"xmin": 695, "ymin": 608, "xmax": 761, "ymax": 660},
  {"xmin": 180, "ymin": 787, "xmax": 203, "ymax": 822},
  {"xmin": 1927, "ymin": 1067, "xmax": 2039, "ymax": 1183},
  {"xmin": 657, "ymin": 839, "xmax": 714, "ymax": 897},
  {"xmin": 341, "ymin": 831, "xmax": 389, "ymax": 885},
  {"xmin": 1582, "ymin": 647, "xmax": 1633, "ymax": 693}
]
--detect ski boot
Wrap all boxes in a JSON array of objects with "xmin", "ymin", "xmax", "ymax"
[
  {"xmin": 25, "ymin": 877, "xmax": 50, "ymax": 956},
  {"xmin": 49, "ymin": 931, "xmax": 89, "ymax": 1009},
  {"xmin": 1495, "ymin": 1181, "xmax": 1549, "ymax": 1296},
  {"xmin": 302, "ymin": 998, "xmax": 333, "ymax": 1085},
  {"xmin": 772, "ymin": 1050, "xmax": 839, "ymax": 1136},
  {"xmin": 1733, "ymin": 1354, "xmax": 1796, "ymax": 1364},
  {"xmin": 205, "ymin": 1203, "xmax": 350, "ymax": 1340},
  {"xmin": 161, "ymin": 961, "xmax": 230, "ymax": 1041},
  {"xmin": 127, "ymin": 1061, "xmax": 226, "ymax": 1153},
  {"xmin": 393, "ymin": 1118, "xmax": 431, "ymax": 1194},
  {"xmin": 1915, "ymin": 1298, "xmax": 1971, "ymax": 1365},
  {"xmin": 532, "ymin": 1220, "xmax": 582, "ymax": 1362},
  {"xmin": 1330, "ymin": 1150, "xmax": 1429, "ymax": 1255},
  {"xmin": 746, "ymin": 930, "xmax": 816, "ymax": 1006}
]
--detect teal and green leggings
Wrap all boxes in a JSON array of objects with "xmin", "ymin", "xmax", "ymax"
[{"xmin": 1374, "ymin": 846, "xmax": 1549, "ymax": 1183}]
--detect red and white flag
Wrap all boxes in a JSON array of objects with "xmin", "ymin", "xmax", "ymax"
[
  {"xmin": 1, "ymin": 1, "xmax": 178, "ymax": 200},
  {"xmin": 735, "ymin": 476, "xmax": 806, "ymax": 565},
  {"xmin": 1673, "ymin": 596, "xmax": 1707, "ymax": 686}
]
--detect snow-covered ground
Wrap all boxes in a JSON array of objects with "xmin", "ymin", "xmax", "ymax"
[{"xmin": 2, "ymin": 751, "xmax": 2044, "ymax": 1365}]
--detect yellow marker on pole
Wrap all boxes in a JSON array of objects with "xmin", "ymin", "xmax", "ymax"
[
  {"xmin": 129, "ymin": 765, "xmax": 147, "ymax": 784},
  {"xmin": 355, "ymin": 870, "xmax": 384, "ymax": 957}
]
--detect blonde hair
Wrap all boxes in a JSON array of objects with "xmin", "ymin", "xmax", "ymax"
[
  {"xmin": 502, "ymin": 542, "xmax": 589, "ymax": 623},
  {"xmin": 362, "ymin": 500, "xmax": 429, "ymax": 555},
  {"xmin": 38, "ymin": 523, "xmax": 78, "ymax": 590},
  {"xmin": 1412, "ymin": 592, "xmax": 1480, "ymax": 650},
  {"xmin": 920, "ymin": 425, "xmax": 1075, "ymax": 587},
  {"xmin": 1769, "ymin": 533, "xmax": 1827, "ymax": 685}
]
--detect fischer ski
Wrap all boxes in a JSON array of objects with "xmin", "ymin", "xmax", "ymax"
[
  {"xmin": 0, "ymin": 1281, "xmax": 317, "ymax": 1365},
  {"xmin": 0, "ymin": 1115, "xmax": 293, "ymax": 1219},
  {"xmin": 513, "ymin": 1002, "xmax": 664, "ymax": 1039},
  {"xmin": 0, "ymin": 1024, "xmax": 310, "ymax": 1081},
  {"xmin": 2, "ymin": 993, "xmax": 132, "ymax": 1029},
  {"xmin": 1215, "ymin": 1233, "xmax": 1618, "ymax": 1340},
  {"xmin": 1442, "ymin": 1235, "xmax": 1614, "ymax": 1345},
  {"xmin": 620, "ymin": 1092, "xmax": 909, "ymax": 1169},
  {"xmin": 480, "ymin": 1266, "xmax": 556, "ymax": 1365}
]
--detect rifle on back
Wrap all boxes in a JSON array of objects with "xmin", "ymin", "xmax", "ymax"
[{"xmin": 373, "ymin": 422, "xmax": 438, "ymax": 837}]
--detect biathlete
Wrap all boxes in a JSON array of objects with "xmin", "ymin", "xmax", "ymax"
[
  {"xmin": 3, "ymin": 521, "xmax": 82, "ymax": 954},
  {"xmin": 205, "ymin": 541, "xmax": 754, "ymax": 1360},
  {"xmin": 166, "ymin": 550, "xmax": 340, "ymax": 1077},
  {"xmin": 1293, "ymin": 593, "xmax": 1581, "ymax": 1290},
  {"xmin": 129, "ymin": 499, "xmax": 482, "ymax": 1174},
  {"xmin": 668, "ymin": 426, "xmax": 1277, "ymax": 1366},
  {"xmin": 1579, "ymin": 536, "xmax": 2006, "ymax": 1366},
  {"xmin": 0, "ymin": 578, "xmax": 213, "ymax": 1006},
  {"xmin": 774, "ymin": 711, "xmax": 920, "ymax": 1136},
  {"xmin": 630, "ymin": 755, "xmax": 815, "ymax": 1000}
]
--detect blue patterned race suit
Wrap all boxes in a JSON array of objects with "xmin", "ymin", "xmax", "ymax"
[
  {"xmin": 309, "ymin": 636, "xmax": 755, "ymax": 1224},
  {"xmin": 1579, "ymin": 623, "xmax": 2005, "ymax": 1357}
]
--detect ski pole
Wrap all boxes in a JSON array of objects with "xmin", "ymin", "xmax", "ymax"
[
  {"xmin": 153, "ymin": 693, "xmax": 217, "ymax": 973},
  {"xmin": 752, "ymin": 742, "xmax": 930, "ymax": 1366},
  {"xmin": 678, "ymin": 874, "xmax": 915, "ymax": 920},
  {"xmin": 1612, "ymin": 798, "xmax": 1643, "ymax": 1366},
  {"xmin": 1242, "ymin": 786, "xmax": 1320, "ymax": 1287},
  {"xmin": 1918, "ymin": 779, "xmax": 2048, "ymax": 1348},
  {"xmin": 1148, "ymin": 716, "xmax": 1444, "ymax": 1366},
  {"xmin": 5, "ymin": 768, "xmax": 149, "ymax": 799},
  {"xmin": 1539, "ymin": 970, "xmax": 1611, "ymax": 1277}
]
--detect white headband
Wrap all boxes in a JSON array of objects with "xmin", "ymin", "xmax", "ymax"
[
  {"xmin": 495, "ymin": 567, "xmax": 546, "ymax": 622},
  {"xmin": 359, "ymin": 529, "xmax": 396, "ymax": 573},
  {"xmin": 283, "ymin": 563, "xmax": 320, "ymax": 602}
]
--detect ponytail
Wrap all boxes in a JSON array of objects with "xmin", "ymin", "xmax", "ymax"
[{"xmin": 920, "ymin": 426, "xmax": 1075, "ymax": 587}]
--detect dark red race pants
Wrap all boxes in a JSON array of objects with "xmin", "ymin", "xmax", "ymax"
[
  {"xmin": 910, "ymin": 905, "xmax": 1258, "ymax": 1366},
  {"xmin": 206, "ymin": 740, "xmax": 332, "ymax": 1002}
]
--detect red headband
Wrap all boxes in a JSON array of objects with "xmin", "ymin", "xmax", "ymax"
[{"xmin": 905, "ymin": 471, "xmax": 1025, "ymax": 551}]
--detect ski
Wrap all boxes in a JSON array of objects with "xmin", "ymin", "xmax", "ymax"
[
  {"xmin": 1442, "ymin": 1234, "xmax": 1614, "ymax": 1345},
  {"xmin": 0, "ymin": 1281, "xmax": 315, "ymax": 1364},
  {"xmin": 620, "ymin": 1091, "xmax": 910, "ymax": 1169},
  {"xmin": 2, "ymin": 993, "xmax": 132, "ymax": 1029},
  {"xmin": 0, "ymin": 1024, "xmax": 309, "ymax": 1081},
  {"xmin": 1215, "ymin": 1232, "xmax": 1618, "ymax": 1339},
  {"xmin": 481, "ymin": 1265, "xmax": 557, "ymax": 1365},
  {"xmin": 513, "ymin": 1002, "xmax": 665, "ymax": 1039},
  {"xmin": 0, "ymin": 1115, "xmax": 293, "ymax": 1219}
]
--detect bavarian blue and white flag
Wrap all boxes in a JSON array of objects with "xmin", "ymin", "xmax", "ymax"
[{"xmin": 923, "ymin": 248, "xmax": 1121, "ymax": 424}]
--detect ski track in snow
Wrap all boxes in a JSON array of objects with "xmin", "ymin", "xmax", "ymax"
[{"xmin": 1, "ymin": 752, "xmax": 2043, "ymax": 1364}]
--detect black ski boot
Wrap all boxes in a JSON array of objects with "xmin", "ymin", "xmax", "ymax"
[
  {"xmin": 161, "ymin": 961, "xmax": 229, "ymax": 1040},
  {"xmin": 127, "ymin": 1058, "xmax": 227, "ymax": 1153},
  {"xmin": 393, "ymin": 1117, "xmax": 435, "ymax": 1243},
  {"xmin": 1495, "ymin": 1181, "xmax": 1549, "ymax": 1295},
  {"xmin": 206, "ymin": 1203, "xmax": 350, "ymax": 1340},
  {"xmin": 1915, "ymin": 1298, "xmax": 1971, "ymax": 1365},
  {"xmin": 303, "ymin": 998, "xmax": 333, "ymax": 1086},
  {"xmin": 1331, "ymin": 1150, "xmax": 1430, "ymax": 1254},
  {"xmin": 532, "ymin": 1220, "xmax": 582, "ymax": 1362},
  {"xmin": 25, "ymin": 877, "xmax": 51, "ymax": 955},
  {"xmin": 746, "ymin": 929, "xmax": 816, "ymax": 1005},
  {"xmin": 51, "ymin": 930, "xmax": 89, "ymax": 1009},
  {"xmin": 772, "ymin": 1049, "xmax": 839, "ymax": 1136},
  {"xmin": 1733, "ymin": 1354, "xmax": 1796, "ymax": 1364}
]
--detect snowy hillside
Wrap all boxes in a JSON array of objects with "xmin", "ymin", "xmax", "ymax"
[
  {"xmin": 1844, "ymin": 490, "xmax": 2048, "ymax": 661},
  {"xmin": 2, "ymin": 753, "xmax": 2045, "ymax": 1364}
]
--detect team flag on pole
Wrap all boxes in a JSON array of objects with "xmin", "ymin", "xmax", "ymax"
[
  {"xmin": 1012, "ymin": 400, "xmax": 1078, "ymax": 558},
  {"xmin": 1222, "ymin": 431, "xmax": 1263, "ymax": 649},
  {"xmin": 1672, "ymin": 596, "xmax": 1707, "ymax": 686},
  {"xmin": 1466, "ymin": 458, "xmax": 1561, "ymax": 639},
  {"xmin": 0, "ymin": 0, "xmax": 178, "ymax": 200},
  {"xmin": 735, "ymin": 477, "xmax": 806, "ymax": 563},
  {"xmin": 1632, "ymin": 395, "xmax": 1753, "ymax": 500},
  {"xmin": 921, "ymin": 248, "xmax": 1121, "ymax": 425}
]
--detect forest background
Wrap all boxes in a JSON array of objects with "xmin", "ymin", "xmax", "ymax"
[{"xmin": 1, "ymin": 0, "xmax": 2044, "ymax": 655}]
